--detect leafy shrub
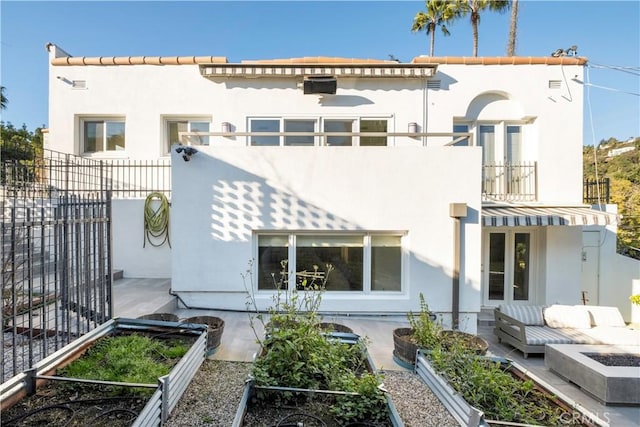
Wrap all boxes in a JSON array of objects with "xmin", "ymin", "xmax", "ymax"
[
  {"xmin": 407, "ymin": 293, "xmax": 442, "ymax": 349},
  {"xmin": 427, "ymin": 340, "xmax": 563, "ymax": 424},
  {"xmin": 243, "ymin": 260, "xmax": 389, "ymax": 424}
]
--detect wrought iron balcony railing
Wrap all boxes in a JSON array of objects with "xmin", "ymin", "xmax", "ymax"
[
  {"xmin": 482, "ymin": 162, "xmax": 538, "ymax": 202},
  {"xmin": 583, "ymin": 178, "xmax": 610, "ymax": 204}
]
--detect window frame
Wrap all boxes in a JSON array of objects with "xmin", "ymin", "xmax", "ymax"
[
  {"xmin": 79, "ymin": 116, "xmax": 127, "ymax": 156},
  {"xmin": 254, "ymin": 231, "xmax": 405, "ymax": 293}
]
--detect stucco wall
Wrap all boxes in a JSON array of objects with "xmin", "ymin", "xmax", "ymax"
[
  {"xmin": 170, "ymin": 145, "xmax": 482, "ymax": 321},
  {"xmin": 48, "ymin": 60, "xmax": 586, "ymax": 205},
  {"xmin": 544, "ymin": 226, "xmax": 584, "ymax": 303},
  {"xmin": 112, "ymin": 199, "xmax": 171, "ymax": 278}
]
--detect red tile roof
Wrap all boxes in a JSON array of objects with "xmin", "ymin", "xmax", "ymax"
[{"xmin": 50, "ymin": 54, "xmax": 588, "ymax": 67}]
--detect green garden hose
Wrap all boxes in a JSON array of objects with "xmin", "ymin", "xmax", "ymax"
[{"xmin": 143, "ymin": 192, "xmax": 171, "ymax": 248}]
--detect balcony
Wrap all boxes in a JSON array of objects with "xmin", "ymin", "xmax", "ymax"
[
  {"xmin": 482, "ymin": 162, "xmax": 538, "ymax": 202},
  {"xmin": 583, "ymin": 178, "xmax": 610, "ymax": 204}
]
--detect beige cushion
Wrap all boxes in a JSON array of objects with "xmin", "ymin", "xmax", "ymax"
[
  {"xmin": 543, "ymin": 304, "xmax": 591, "ymax": 329},
  {"xmin": 500, "ymin": 305, "xmax": 545, "ymax": 326},
  {"xmin": 584, "ymin": 306, "xmax": 626, "ymax": 327}
]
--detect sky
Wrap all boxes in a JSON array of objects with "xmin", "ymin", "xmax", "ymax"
[{"xmin": 1, "ymin": 0, "xmax": 638, "ymax": 146}]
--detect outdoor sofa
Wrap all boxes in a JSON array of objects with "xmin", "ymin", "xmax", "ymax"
[{"xmin": 494, "ymin": 304, "xmax": 640, "ymax": 358}]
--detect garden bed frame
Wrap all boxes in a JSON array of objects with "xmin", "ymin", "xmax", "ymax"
[
  {"xmin": 415, "ymin": 350, "xmax": 609, "ymax": 427},
  {"xmin": 232, "ymin": 332, "xmax": 404, "ymax": 427},
  {"xmin": 0, "ymin": 317, "xmax": 208, "ymax": 427}
]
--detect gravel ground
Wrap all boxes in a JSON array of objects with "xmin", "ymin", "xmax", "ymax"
[{"xmin": 166, "ymin": 360, "xmax": 458, "ymax": 427}]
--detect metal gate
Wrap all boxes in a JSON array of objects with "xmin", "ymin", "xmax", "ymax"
[{"xmin": 1, "ymin": 150, "xmax": 112, "ymax": 383}]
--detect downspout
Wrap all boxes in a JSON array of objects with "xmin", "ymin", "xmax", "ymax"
[
  {"xmin": 422, "ymin": 76, "xmax": 428, "ymax": 146},
  {"xmin": 449, "ymin": 203, "xmax": 468, "ymax": 330}
]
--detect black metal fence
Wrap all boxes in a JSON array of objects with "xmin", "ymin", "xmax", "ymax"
[
  {"xmin": 583, "ymin": 178, "xmax": 610, "ymax": 205},
  {"xmin": 1, "ymin": 150, "xmax": 113, "ymax": 383}
]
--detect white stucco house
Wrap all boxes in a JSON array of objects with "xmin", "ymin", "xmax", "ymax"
[{"xmin": 45, "ymin": 43, "xmax": 639, "ymax": 331}]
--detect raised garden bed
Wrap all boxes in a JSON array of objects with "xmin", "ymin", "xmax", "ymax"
[
  {"xmin": 415, "ymin": 350, "xmax": 609, "ymax": 427},
  {"xmin": 0, "ymin": 317, "xmax": 207, "ymax": 427},
  {"xmin": 233, "ymin": 333, "xmax": 403, "ymax": 427}
]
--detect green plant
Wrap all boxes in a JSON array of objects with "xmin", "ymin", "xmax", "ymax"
[
  {"xmin": 242, "ymin": 260, "xmax": 389, "ymax": 424},
  {"xmin": 407, "ymin": 293, "xmax": 442, "ymax": 349},
  {"xmin": 427, "ymin": 339, "xmax": 563, "ymax": 424},
  {"xmin": 59, "ymin": 333, "xmax": 189, "ymax": 396},
  {"xmin": 630, "ymin": 294, "xmax": 640, "ymax": 306}
]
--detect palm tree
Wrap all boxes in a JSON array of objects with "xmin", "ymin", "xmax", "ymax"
[
  {"xmin": 459, "ymin": 0, "xmax": 511, "ymax": 57},
  {"xmin": 1, "ymin": 86, "xmax": 7, "ymax": 110},
  {"xmin": 412, "ymin": 0, "xmax": 461, "ymax": 57},
  {"xmin": 506, "ymin": 0, "xmax": 519, "ymax": 56}
]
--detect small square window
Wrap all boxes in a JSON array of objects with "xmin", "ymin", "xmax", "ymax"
[{"xmin": 82, "ymin": 119, "xmax": 125, "ymax": 153}]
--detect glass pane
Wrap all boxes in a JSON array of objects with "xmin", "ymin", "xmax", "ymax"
[
  {"xmin": 258, "ymin": 235, "xmax": 288, "ymax": 290},
  {"xmin": 296, "ymin": 235, "xmax": 363, "ymax": 291},
  {"xmin": 371, "ymin": 235, "xmax": 401, "ymax": 291},
  {"xmin": 324, "ymin": 120, "xmax": 353, "ymax": 146},
  {"xmin": 168, "ymin": 121, "xmax": 187, "ymax": 151},
  {"xmin": 284, "ymin": 120, "xmax": 315, "ymax": 146},
  {"xmin": 84, "ymin": 121, "xmax": 102, "ymax": 152},
  {"xmin": 191, "ymin": 121, "xmax": 210, "ymax": 146},
  {"xmin": 513, "ymin": 233, "xmax": 530, "ymax": 301},
  {"xmin": 452, "ymin": 124, "xmax": 469, "ymax": 146},
  {"xmin": 360, "ymin": 120, "xmax": 387, "ymax": 146},
  {"xmin": 106, "ymin": 121, "xmax": 126, "ymax": 151},
  {"xmin": 506, "ymin": 126, "xmax": 522, "ymax": 164},
  {"xmin": 251, "ymin": 119, "xmax": 280, "ymax": 146},
  {"xmin": 488, "ymin": 233, "xmax": 505, "ymax": 300},
  {"xmin": 479, "ymin": 125, "xmax": 496, "ymax": 164}
]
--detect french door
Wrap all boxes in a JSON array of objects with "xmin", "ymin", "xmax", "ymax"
[{"xmin": 483, "ymin": 230, "xmax": 536, "ymax": 305}]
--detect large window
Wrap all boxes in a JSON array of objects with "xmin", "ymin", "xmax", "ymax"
[
  {"xmin": 249, "ymin": 117, "xmax": 388, "ymax": 146},
  {"xmin": 256, "ymin": 233, "xmax": 403, "ymax": 292},
  {"xmin": 83, "ymin": 119, "xmax": 125, "ymax": 153},
  {"xmin": 166, "ymin": 119, "xmax": 210, "ymax": 151}
]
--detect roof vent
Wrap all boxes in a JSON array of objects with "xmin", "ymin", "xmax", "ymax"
[
  {"xmin": 427, "ymin": 79, "xmax": 441, "ymax": 89},
  {"xmin": 303, "ymin": 76, "xmax": 337, "ymax": 95},
  {"xmin": 548, "ymin": 80, "xmax": 561, "ymax": 89}
]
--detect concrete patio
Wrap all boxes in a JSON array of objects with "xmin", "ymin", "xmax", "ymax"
[{"xmin": 113, "ymin": 277, "xmax": 640, "ymax": 427}]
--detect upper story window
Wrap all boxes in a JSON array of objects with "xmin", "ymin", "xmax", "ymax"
[
  {"xmin": 324, "ymin": 119, "xmax": 353, "ymax": 146},
  {"xmin": 165, "ymin": 118, "xmax": 210, "ymax": 152},
  {"xmin": 249, "ymin": 117, "xmax": 389, "ymax": 146},
  {"xmin": 452, "ymin": 123, "xmax": 470, "ymax": 146},
  {"xmin": 455, "ymin": 121, "xmax": 527, "ymax": 165},
  {"xmin": 360, "ymin": 119, "xmax": 387, "ymax": 146},
  {"xmin": 82, "ymin": 119, "xmax": 125, "ymax": 153}
]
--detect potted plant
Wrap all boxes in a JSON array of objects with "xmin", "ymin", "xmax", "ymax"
[{"xmin": 393, "ymin": 293, "xmax": 488, "ymax": 367}]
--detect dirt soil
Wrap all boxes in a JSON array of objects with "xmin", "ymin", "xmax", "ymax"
[{"xmin": 1, "ymin": 382, "xmax": 150, "ymax": 426}]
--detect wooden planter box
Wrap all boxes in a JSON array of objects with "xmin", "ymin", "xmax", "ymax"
[
  {"xmin": 415, "ymin": 350, "xmax": 609, "ymax": 427},
  {"xmin": 1, "ymin": 317, "xmax": 208, "ymax": 427},
  {"xmin": 232, "ymin": 333, "xmax": 404, "ymax": 427}
]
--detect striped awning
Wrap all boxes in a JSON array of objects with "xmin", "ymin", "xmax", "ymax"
[{"xmin": 482, "ymin": 206, "xmax": 619, "ymax": 227}]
